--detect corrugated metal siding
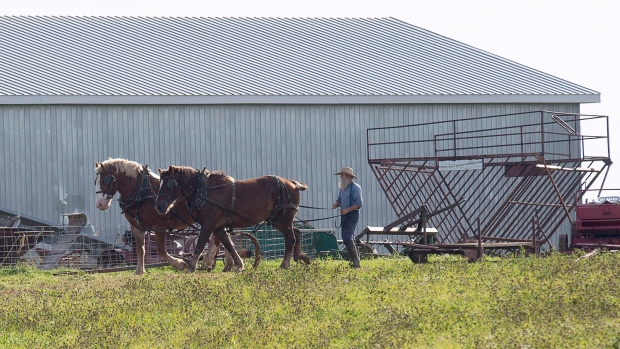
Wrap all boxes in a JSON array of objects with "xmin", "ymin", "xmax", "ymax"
[
  {"xmin": 0, "ymin": 103, "xmax": 579, "ymax": 247},
  {"xmin": 0, "ymin": 16, "xmax": 598, "ymax": 98}
]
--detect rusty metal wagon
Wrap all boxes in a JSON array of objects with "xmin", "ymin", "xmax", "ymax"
[{"xmin": 364, "ymin": 110, "xmax": 612, "ymax": 262}]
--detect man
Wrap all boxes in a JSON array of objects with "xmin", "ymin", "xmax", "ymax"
[{"xmin": 332, "ymin": 167, "xmax": 363, "ymax": 268}]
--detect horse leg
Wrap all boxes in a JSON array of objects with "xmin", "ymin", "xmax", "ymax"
[
  {"xmin": 209, "ymin": 230, "xmax": 235, "ymax": 272},
  {"xmin": 213, "ymin": 229, "xmax": 244, "ymax": 272},
  {"xmin": 293, "ymin": 227, "xmax": 311, "ymax": 264},
  {"xmin": 202, "ymin": 234, "xmax": 221, "ymax": 271},
  {"xmin": 154, "ymin": 232, "xmax": 187, "ymax": 271},
  {"xmin": 274, "ymin": 223, "xmax": 296, "ymax": 269},
  {"xmin": 130, "ymin": 226, "xmax": 146, "ymax": 275},
  {"xmin": 188, "ymin": 226, "xmax": 213, "ymax": 273},
  {"xmin": 222, "ymin": 249, "xmax": 234, "ymax": 272}
]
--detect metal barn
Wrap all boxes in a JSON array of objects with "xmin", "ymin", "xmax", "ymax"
[{"xmin": 0, "ymin": 16, "xmax": 600, "ymax": 247}]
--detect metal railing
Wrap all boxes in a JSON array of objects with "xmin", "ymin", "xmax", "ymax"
[
  {"xmin": 366, "ymin": 110, "xmax": 612, "ymax": 247},
  {"xmin": 368, "ymin": 110, "xmax": 610, "ymax": 165}
]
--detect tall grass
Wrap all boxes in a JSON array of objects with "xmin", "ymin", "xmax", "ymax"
[{"xmin": 1, "ymin": 252, "xmax": 619, "ymax": 348}]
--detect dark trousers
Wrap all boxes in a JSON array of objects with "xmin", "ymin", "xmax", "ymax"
[{"xmin": 341, "ymin": 210, "xmax": 360, "ymax": 245}]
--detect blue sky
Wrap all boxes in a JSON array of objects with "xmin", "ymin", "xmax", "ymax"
[{"xmin": 4, "ymin": 0, "xmax": 619, "ymax": 192}]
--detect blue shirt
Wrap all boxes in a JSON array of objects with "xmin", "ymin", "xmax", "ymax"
[{"xmin": 337, "ymin": 182, "xmax": 363, "ymax": 210}]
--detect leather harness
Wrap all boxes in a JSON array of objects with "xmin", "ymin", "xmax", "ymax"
[
  {"xmin": 99, "ymin": 165, "xmax": 196, "ymax": 232},
  {"xmin": 118, "ymin": 166, "xmax": 153, "ymax": 214},
  {"xmin": 186, "ymin": 170, "xmax": 299, "ymax": 227}
]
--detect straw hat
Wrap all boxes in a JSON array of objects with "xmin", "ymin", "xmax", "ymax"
[{"xmin": 335, "ymin": 167, "xmax": 357, "ymax": 179}]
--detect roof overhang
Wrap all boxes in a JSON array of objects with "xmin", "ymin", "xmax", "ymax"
[{"xmin": 0, "ymin": 94, "xmax": 600, "ymax": 105}]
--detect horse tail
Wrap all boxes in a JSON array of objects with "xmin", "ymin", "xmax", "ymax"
[{"xmin": 291, "ymin": 180, "xmax": 308, "ymax": 191}]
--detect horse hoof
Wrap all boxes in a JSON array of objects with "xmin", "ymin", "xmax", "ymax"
[{"xmin": 294, "ymin": 254, "xmax": 311, "ymax": 265}]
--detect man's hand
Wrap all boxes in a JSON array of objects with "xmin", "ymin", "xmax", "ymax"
[
  {"xmin": 340, "ymin": 204, "xmax": 359, "ymax": 215},
  {"xmin": 332, "ymin": 202, "xmax": 340, "ymax": 209}
]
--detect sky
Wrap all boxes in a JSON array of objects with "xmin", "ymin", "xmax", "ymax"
[{"xmin": 3, "ymin": 0, "xmax": 619, "ymax": 194}]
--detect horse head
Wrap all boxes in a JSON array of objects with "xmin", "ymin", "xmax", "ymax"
[
  {"xmin": 94, "ymin": 161, "xmax": 122, "ymax": 211},
  {"xmin": 155, "ymin": 165, "xmax": 190, "ymax": 215},
  {"xmin": 95, "ymin": 158, "xmax": 143, "ymax": 211}
]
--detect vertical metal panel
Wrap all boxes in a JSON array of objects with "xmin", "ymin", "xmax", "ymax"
[{"xmin": 0, "ymin": 103, "xmax": 579, "ymax": 248}]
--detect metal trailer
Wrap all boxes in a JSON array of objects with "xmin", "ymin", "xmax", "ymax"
[{"xmin": 364, "ymin": 110, "xmax": 612, "ymax": 261}]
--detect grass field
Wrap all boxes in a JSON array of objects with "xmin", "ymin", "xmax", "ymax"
[{"xmin": 1, "ymin": 251, "xmax": 619, "ymax": 348}]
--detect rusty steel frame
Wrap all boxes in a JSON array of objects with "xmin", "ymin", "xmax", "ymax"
[{"xmin": 367, "ymin": 110, "xmax": 612, "ymax": 246}]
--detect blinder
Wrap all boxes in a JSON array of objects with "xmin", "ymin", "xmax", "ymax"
[
  {"xmin": 155, "ymin": 174, "xmax": 186, "ymax": 213},
  {"xmin": 95, "ymin": 171, "xmax": 117, "ymax": 200},
  {"xmin": 159, "ymin": 177, "xmax": 178, "ymax": 200},
  {"xmin": 167, "ymin": 179, "xmax": 178, "ymax": 189}
]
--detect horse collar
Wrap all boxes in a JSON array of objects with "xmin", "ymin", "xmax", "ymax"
[
  {"xmin": 187, "ymin": 170, "xmax": 211, "ymax": 213},
  {"xmin": 118, "ymin": 166, "xmax": 154, "ymax": 213}
]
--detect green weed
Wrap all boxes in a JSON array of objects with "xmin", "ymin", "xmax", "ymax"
[{"xmin": 0, "ymin": 254, "xmax": 619, "ymax": 348}]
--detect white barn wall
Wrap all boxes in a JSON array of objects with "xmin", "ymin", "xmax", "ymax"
[{"xmin": 0, "ymin": 103, "xmax": 580, "ymax": 245}]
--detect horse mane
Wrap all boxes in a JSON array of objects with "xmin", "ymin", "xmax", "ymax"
[
  {"xmin": 209, "ymin": 170, "xmax": 228, "ymax": 177},
  {"xmin": 97, "ymin": 158, "xmax": 159, "ymax": 179},
  {"xmin": 170, "ymin": 166, "xmax": 229, "ymax": 183}
]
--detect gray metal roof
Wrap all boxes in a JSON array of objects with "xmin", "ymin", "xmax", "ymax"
[{"xmin": 0, "ymin": 16, "xmax": 599, "ymax": 104}]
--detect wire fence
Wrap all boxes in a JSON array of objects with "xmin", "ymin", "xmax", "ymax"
[{"xmin": 1, "ymin": 214, "xmax": 325, "ymax": 271}]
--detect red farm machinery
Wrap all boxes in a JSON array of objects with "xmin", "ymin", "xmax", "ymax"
[{"xmin": 565, "ymin": 189, "xmax": 620, "ymax": 252}]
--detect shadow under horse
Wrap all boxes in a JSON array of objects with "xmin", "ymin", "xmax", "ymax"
[
  {"xmin": 155, "ymin": 165, "xmax": 311, "ymax": 272},
  {"xmin": 95, "ymin": 158, "xmax": 200, "ymax": 274}
]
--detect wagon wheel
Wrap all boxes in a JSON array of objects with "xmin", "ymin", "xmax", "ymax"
[
  {"xmin": 230, "ymin": 232, "xmax": 262, "ymax": 269},
  {"xmin": 182, "ymin": 235, "xmax": 221, "ymax": 270},
  {"xmin": 357, "ymin": 242, "xmax": 379, "ymax": 259},
  {"xmin": 182, "ymin": 232, "xmax": 261, "ymax": 270}
]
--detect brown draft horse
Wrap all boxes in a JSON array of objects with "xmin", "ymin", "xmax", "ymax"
[
  {"xmin": 95, "ymin": 158, "xmax": 198, "ymax": 274},
  {"xmin": 155, "ymin": 165, "xmax": 311, "ymax": 272}
]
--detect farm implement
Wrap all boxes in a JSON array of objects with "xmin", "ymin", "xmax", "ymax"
[
  {"xmin": 563, "ymin": 189, "xmax": 620, "ymax": 252},
  {"xmin": 365, "ymin": 110, "xmax": 612, "ymax": 260}
]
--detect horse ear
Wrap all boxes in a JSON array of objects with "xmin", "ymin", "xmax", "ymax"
[
  {"xmin": 95, "ymin": 161, "xmax": 100, "ymax": 167},
  {"xmin": 158, "ymin": 168, "xmax": 163, "ymax": 174},
  {"xmin": 168, "ymin": 165, "xmax": 174, "ymax": 172}
]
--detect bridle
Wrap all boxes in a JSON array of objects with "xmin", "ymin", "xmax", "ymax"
[
  {"xmin": 157, "ymin": 174, "xmax": 181, "ymax": 209},
  {"xmin": 95, "ymin": 167, "xmax": 128, "ymax": 200}
]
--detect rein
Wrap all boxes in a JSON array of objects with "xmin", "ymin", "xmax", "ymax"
[
  {"xmin": 299, "ymin": 204, "xmax": 332, "ymax": 210},
  {"xmin": 296, "ymin": 214, "xmax": 341, "ymax": 222},
  {"xmin": 296, "ymin": 205, "xmax": 342, "ymax": 226}
]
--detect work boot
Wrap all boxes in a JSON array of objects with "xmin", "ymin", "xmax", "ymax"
[{"xmin": 345, "ymin": 241, "xmax": 361, "ymax": 268}]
